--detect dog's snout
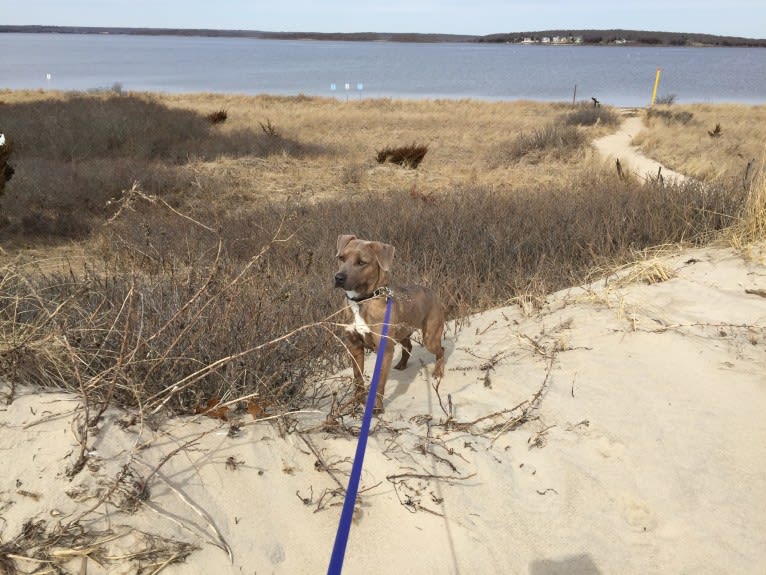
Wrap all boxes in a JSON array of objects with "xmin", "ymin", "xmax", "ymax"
[{"xmin": 334, "ymin": 271, "xmax": 346, "ymax": 288}]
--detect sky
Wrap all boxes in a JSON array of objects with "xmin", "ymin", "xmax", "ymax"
[{"xmin": 4, "ymin": 0, "xmax": 765, "ymax": 39}]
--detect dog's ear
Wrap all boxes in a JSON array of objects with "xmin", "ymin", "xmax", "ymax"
[
  {"xmin": 336, "ymin": 234, "xmax": 357, "ymax": 257},
  {"xmin": 369, "ymin": 241, "xmax": 395, "ymax": 272}
]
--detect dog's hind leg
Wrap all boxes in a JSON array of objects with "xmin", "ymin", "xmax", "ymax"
[
  {"xmin": 394, "ymin": 336, "xmax": 412, "ymax": 370},
  {"xmin": 423, "ymin": 320, "xmax": 445, "ymax": 379},
  {"xmin": 429, "ymin": 343, "xmax": 445, "ymax": 379}
]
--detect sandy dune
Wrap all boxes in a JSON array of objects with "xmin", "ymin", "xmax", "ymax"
[{"xmin": 3, "ymin": 239, "xmax": 765, "ymax": 574}]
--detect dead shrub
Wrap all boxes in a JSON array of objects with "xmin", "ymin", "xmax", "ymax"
[
  {"xmin": 647, "ymin": 107, "xmax": 695, "ymax": 124},
  {"xmin": 0, "ymin": 95, "xmax": 325, "ymax": 240},
  {"xmin": 501, "ymin": 124, "xmax": 585, "ymax": 163},
  {"xmin": 708, "ymin": 123, "xmax": 723, "ymax": 138},
  {"xmin": 259, "ymin": 119, "xmax": 280, "ymax": 137},
  {"xmin": 0, "ymin": 95, "xmax": 318, "ymax": 162},
  {"xmin": 563, "ymin": 104, "xmax": 620, "ymax": 127},
  {"xmin": 207, "ymin": 109, "xmax": 228, "ymax": 124},
  {"xmin": 376, "ymin": 143, "xmax": 428, "ymax": 168},
  {"xmin": 0, "ymin": 165, "xmax": 749, "ymax": 416},
  {"xmin": 654, "ymin": 94, "xmax": 677, "ymax": 105}
]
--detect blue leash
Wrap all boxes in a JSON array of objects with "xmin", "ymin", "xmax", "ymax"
[{"xmin": 327, "ymin": 294, "xmax": 394, "ymax": 575}]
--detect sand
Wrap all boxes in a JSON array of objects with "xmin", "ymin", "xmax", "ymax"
[
  {"xmin": 2, "ymin": 239, "xmax": 766, "ymax": 574},
  {"xmin": 594, "ymin": 113, "xmax": 688, "ymax": 183}
]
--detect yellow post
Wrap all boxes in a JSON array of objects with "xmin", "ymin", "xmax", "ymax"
[{"xmin": 651, "ymin": 68, "xmax": 662, "ymax": 106}]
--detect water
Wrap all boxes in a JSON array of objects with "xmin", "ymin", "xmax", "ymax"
[{"xmin": 1, "ymin": 33, "xmax": 765, "ymax": 106}]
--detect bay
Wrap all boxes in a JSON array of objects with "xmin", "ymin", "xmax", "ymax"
[{"xmin": 1, "ymin": 33, "xmax": 764, "ymax": 106}]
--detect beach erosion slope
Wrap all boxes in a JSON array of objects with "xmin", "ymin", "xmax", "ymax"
[{"xmin": 2, "ymin": 241, "xmax": 765, "ymax": 574}]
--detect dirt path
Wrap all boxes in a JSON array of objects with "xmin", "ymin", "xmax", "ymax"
[{"xmin": 594, "ymin": 111, "xmax": 687, "ymax": 183}]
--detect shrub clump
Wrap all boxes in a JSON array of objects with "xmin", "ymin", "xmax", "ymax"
[
  {"xmin": 376, "ymin": 143, "xmax": 428, "ymax": 169},
  {"xmin": 207, "ymin": 109, "xmax": 228, "ymax": 124},
  {"xmin": 1, "ymin": 168, "xmax": 750, "ymax": 416},
  {"xmin": 563, "ymin": 104, "xmax": 620, "ymax": 127},
  {"xmin": 0, "ymin": 95, "xmax": 324, "ymax": 240},
  {"xmin": 503, "ymin": 124, "xmax": 585, "ymax": 162},
  {"xmin": 654, "ymin": 94, "xmax": 677, "ymax": 105},
  {"xmin": 647, "ymin": 107, "xmax": 694, "ymax": 124}
]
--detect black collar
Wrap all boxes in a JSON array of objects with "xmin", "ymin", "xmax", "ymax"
[
  {"xmin": 346, "ymin": 291, "xmax": 374, "ymax": 303},
  {"xmin": 346, "ymin": 286, "xmax": 394, "ymax": 303}
]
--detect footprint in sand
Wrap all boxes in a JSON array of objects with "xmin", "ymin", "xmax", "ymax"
[
  {"xmin": 267, "ymin": 542, "xmax": 286, "ymax": 564},
  {"xmin": 593, "ymin": 435, "xmax": 626, "ymax": 459},
  {"xmin": 621, "ymin": 498, "xmax": 657, "ymax": 532}
]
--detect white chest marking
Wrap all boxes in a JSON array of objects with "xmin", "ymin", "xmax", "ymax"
[{"xmin": 347, "ymin": 300, "xmax": 371, "ymax": 336}]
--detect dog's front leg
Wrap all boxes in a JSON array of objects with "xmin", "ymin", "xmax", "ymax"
[
  {"xmin": 348, "ymin": 340, "xmax": 366, "ymax": 402},
  {"xmin": 373, "ymin": 342, "xmax": 396, "ymax": 413}
]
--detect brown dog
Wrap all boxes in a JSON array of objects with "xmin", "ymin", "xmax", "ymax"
[{"xmin": 334, "ymin": 234, "xmax": 445, "ymax": 412}]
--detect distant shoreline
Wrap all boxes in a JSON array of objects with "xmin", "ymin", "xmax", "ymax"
[{"xmin": 1, "ymin": 25, "xmax": 765, "ymax": 48}]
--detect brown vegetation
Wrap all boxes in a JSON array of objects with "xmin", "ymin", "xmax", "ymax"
[
  {"xmin": 376, "ymin": 143, "xmax": 428, "ymax": 168},
  {"xmin": 0, "ymin": 136, "xmax": 13, "ymax": 195},
  {"xmin": 206, "ymin": 108, "xmax": 228, "ymax": 124},
  {"xmin": 636, "ymin": 103, "xmax": 766, "ymax": 182},
  {"xmin": 0, "ymin": 91, "xmax": 763, "ymax": 420}
]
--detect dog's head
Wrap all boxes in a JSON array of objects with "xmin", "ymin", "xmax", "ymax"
[{"xmin": 334, "ymin": 234, "xmax": 395, "ymax": 298}]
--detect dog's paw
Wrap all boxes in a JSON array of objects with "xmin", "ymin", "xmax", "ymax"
[{"xmin": 373, "ymin": 397, "xmax": 385, "ymax": 414}]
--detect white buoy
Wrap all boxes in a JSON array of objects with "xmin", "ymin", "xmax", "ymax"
[{"xmin": 0, "ymin": 133, "xmax": 5, "ymax": 147}]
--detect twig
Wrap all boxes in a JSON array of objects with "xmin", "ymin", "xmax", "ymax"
[
  {"xmin": 66, "ymin": 463, "xmax": 136, "ymax": 525},
  {"xmin": 386, "ymin": 472, "xmax": 476, "ymax": 482},
  {"xmin": 63, "ymin": 336, "xmax": 90, "ymax": 479},
  {"xmin": 140, "ymin": 429, "xmax": 213, "ymax": 491},
  {"xmin": 90, "ymin": 282, "xmax": 137, "ymax": 425},
  {"xmin": 517, "ymin": 334, "xmax": 550, "ymax": 358},
  {"xmin": 477, "ymin": 320, "xmax": 497, "ymax": 336},
  {"xmin": 649, "ymin": 321, "xmax": 763, "ymax": 333},
  {"xmin": 490, "ymin": 351, "xmax": 556, "ymax": 445},
  {"xmin": 149, "ymin": 552, "xmax": 185, "ymax": 575},
  {"xmin": 298, "ymin": 433, "xmax": 345, "ymax": 490},
  {"xmin": 146, "ymin": 473, "xmax": 233, "ymax": 562},
  {"xmin": 138, "ymin": 237, "xmax": 225, "ymax": 391}
]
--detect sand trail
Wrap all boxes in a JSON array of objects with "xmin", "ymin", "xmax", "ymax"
[{"xmin": 594, "ymin": 111, "xmax": 687, "ymax": 183}]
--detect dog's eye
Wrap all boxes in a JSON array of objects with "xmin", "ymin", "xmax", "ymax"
[{"xmin": 357, "ymin": 260, "xmax": 368, "ymax": 267}]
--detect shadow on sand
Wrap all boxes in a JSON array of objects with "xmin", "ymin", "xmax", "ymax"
[{"xmin": 530, "ymin": 554, "xmax": 602, "ymax": 575}]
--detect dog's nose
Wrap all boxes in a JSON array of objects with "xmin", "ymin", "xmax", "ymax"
[{"xmin": 334, "ymin": 272, "xmax": 346, "ymax": 288}]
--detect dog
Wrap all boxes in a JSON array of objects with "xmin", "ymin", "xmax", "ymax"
[{"xmin": 334, "ymin": 234, "xmax": 445, "ymax": 412}]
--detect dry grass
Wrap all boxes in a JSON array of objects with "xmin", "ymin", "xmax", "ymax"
[
  {"xmin": 155, "ymin": 93, "xmax": 616, "ymax": 201},
  {"xmin": 0, "ymin": 92, "xmax": 620, "ymax": 237},
  {"xmin": 0, "ymin": 90, "xmax": 763, "ymax": 421},
  {"xmin": 729, "ymin": 160, "xmax": 766, "ymax": 248},
  {"xmin": 635, "ymin": 103, "xmax": 766, "ymax": 183}
]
